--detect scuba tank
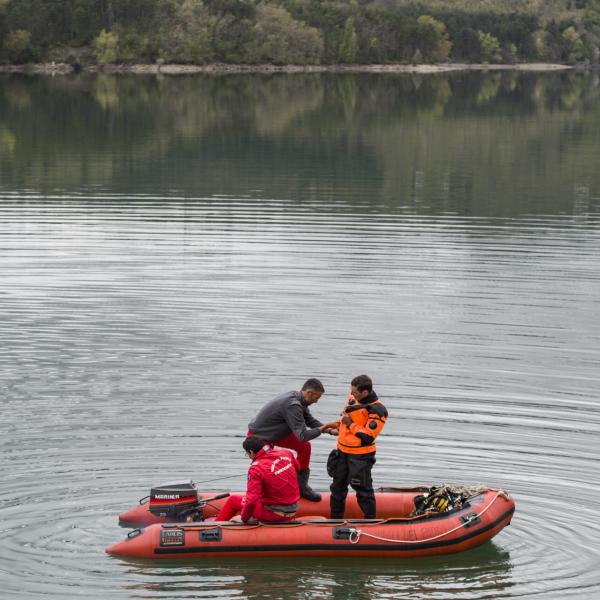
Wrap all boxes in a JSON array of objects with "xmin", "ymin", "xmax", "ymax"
[{"xmin": 411, "ymin": 485, "xmax": 459, "ymax": 516}]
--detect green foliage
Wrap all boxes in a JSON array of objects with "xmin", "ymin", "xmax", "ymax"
[
  {"xmin": 412, "ymin": 48, "xmax": 423, "ymax": 64},
  {"xmin": 160, "ymin": 0, "xmax": 215, "ymax": 64},
  {"xmin": 204, "ymin": 0, "xmax": 256, "ymax": 21},
  {"xmin": 1, "ymin": 0, "xmax": 600, "ymax": 64},
  {"xmin": 4, "ymin": 28, "xmax": 31, "ymax": 62},
  {"xmin": 114, "ymin": 27, "xmax": 160, "ymax": 63},
  {"xmin": 416, "ymin": 15, "xmax": 452, "ymax": 62},
  {"xmin": 94, "ymin": 29, "xmax": 118, "ymax": 64},
  {"xmin": 202, "ymin": 0, "xmax": 257, "ymax": 62},
  {"xmin": 280, "ymin": 0, "xmax": 353, "ymax": 64},
  {"xmin": 561, "ymin": 25, "xmax": 585, "ymax": 62},
  {"xmin": 3, "ymin": 0, "xmax": 104, "ymax": 50},
  {"xmin": 247, "ymin": 4, "xmax": 323, "ymax": 64},
  {"xmin": 478, "ymin": 30, "xmax": 502, "ymax": 63},
  {"xmin": 502, "ymin": 42, "xmax": 518, "ymax": 63},
  {"xmin": 338, "ymin": 17, "xmax": 358, "ymax": 63},
  {"xmin": 534, "ymin": 29, "xmax": 548, "ymax": 59}
]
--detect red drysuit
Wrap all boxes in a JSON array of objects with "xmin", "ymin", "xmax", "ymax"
[{"xmin": 216, "ymin": 445, "xmax": 300, "ymax": 522}]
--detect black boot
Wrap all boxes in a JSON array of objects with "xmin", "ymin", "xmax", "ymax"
[{"xmin": 298, "ymin": 469, "xmax": 321, "ymax": 502}]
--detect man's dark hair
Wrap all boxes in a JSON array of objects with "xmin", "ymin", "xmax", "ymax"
[
  {"xmin": 351, "ymin": 374, "xmax": 372, "ymax": 392},
  {"xmin": 301, "ymin": 378, "xmax": 325, "ymax": 393},
  {"xmin": 242, "ymin": 435, "xmax": 266, "ymax": 454}
]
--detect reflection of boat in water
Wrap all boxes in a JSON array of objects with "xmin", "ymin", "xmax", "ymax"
[
  {"xmin": 123, "ymin": 543, "xmax": 515, "ymax": 599},
  {"xmin": 107, "ymin": 484, "xmax": 515, "ymax": 559}
]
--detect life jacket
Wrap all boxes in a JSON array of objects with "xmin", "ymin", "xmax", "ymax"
[{"xmin": 337, "ymin": 392, "xmax": 388, "ymax": 455}]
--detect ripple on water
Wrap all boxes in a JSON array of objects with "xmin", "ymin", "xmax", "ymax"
[{"xmin": 1, "ymin": 194, "xmax": 600, "ymax": 598}]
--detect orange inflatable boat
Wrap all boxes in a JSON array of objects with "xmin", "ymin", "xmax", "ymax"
[{"xmin": 107, "ymin": 485, "xmax": 515, "ymax": 559}]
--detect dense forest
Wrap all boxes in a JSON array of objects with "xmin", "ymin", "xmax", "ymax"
[{"xmin": 1, "ymin": 0, "xmax": 600, "ymax": 65}]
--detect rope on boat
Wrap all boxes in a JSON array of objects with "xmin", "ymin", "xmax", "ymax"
[{"xmin": 347, "ymin": 490, "xmax": 505, "ymax": 545}]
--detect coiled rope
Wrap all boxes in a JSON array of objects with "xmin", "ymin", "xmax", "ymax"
[{"xmin": 348, "ymin": 489, "xmax": 506, "ymax": 545}]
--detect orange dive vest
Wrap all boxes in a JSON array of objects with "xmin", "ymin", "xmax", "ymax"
[{"xmin": 337, "ymin": 394, "xmax": 388, "ymax": 455}]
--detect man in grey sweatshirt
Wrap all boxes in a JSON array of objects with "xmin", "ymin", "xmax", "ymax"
[{"xmin": 248, "ymin": 378, "xmax": 339, "ymax": 501}]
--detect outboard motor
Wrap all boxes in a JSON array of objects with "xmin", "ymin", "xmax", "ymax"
[{"xmin": 148, "ymin": 480, "xmax": 199, "ymax": 520}]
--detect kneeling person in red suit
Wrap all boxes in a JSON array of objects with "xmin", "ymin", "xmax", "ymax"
[{"xmin": 216, "ymin": 435, "xmax": 301, "ymax": 523}]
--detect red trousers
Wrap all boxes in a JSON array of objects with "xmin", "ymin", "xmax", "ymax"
[
  {"xmin": 248, "ymin": 430, "xmax": 311, "ymax": 470},
  {"xmin": 215, "ymin": 494, "xmax": 294, "ymax": 522}
]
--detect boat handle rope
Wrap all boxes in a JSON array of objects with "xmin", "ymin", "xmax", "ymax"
[
  {"xmin": 175, "ymin": 489, "xmax": 510, "ymax": 534},
  {"xmin": 347, "ymin": 490, "xmax": 505, "ymax": 545}
]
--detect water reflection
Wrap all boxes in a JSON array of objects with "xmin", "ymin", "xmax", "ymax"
[
  {"xmin": 120, "ymin": 543, "xmax": 512, "ymax": 599},
  {"xmin": 1, "ymin": 70, "xmax": 599, "ymax": 599},
  {"xmin": 0, "ymin": 71, "xmax": 599, "ymax": 217}
]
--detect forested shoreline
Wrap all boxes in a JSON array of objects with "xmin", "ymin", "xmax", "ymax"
[{"xmin": 1, "ymin": 0, "xmax": 600, "ymax": 67}]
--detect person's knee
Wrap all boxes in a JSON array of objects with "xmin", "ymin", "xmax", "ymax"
[
  {"xmin": 216, "ymin": 494, "xmax": 244, "ymax": 520},
  {"xmin": 350, "ymin": 480, "xmax": 373, "ymax": 493},
  {"xmin": 297, "ymin": 440, "xmax": 311, "ymax": 460},
  {"xmin": 330, "ymin": 482, "xmax": 349, "ymax": 496},
  {"xmin": 293, "ymin": 441, "xmax": 311, "ymax": 470}
]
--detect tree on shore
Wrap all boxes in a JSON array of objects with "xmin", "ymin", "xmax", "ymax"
[
  {"xmin": 248, "ymin": 4, "xmax": 323, "ymax": 64},
  {"xmin": 94, "ymin": 29, "xmax": 118, "ymax": 64},
  {"xmin": 1, "ymin": 0, "xmax": 600, "ymax": 65},
  {"xmin": 338, "ymin": 17, "xmax": 358, "ymax": 63},
  {"xmin": 478, "ymin": 30, "xmax": 502, "ymax": 63},
  {"xmin": 160, "ymin": 0, "xmax": 215, "ymax": 64},
  {"xmin": 416, "ymin": 15, "xmax": 452, "ymax": 62},
  {"xmin": 4, "ymin": 29, "xmax": 31, "ymax": 63},
  {"xmin": 561, "ymin": 26, "xmax": 585, "ymax": 63}
]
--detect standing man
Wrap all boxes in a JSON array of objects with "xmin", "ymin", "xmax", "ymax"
[
  {"xmin": 248, "ymin": 378, "xmax": 339, "ymax": 502},
  {"xmin": 329, "ymin": 374, "xmax": 388, "ymax": 519},
  {"xmin": 216, "ymin": 435, "xmax": 301, "ymax": 523}
]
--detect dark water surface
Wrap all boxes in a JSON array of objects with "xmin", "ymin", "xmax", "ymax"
[{"xmin": 1, "ymin": 71, "xmax": 599, "ymax": 599}]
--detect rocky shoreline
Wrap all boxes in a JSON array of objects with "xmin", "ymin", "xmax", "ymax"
[{"xmin": 0, "ymin": 62, "xmax": 576, "ymax": 75}]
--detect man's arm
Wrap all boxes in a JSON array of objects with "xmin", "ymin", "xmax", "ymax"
[
  {"xmin": 342, "ymin": 405, "xmax": 388, "ymax": 446},
  {"xmin": 241, "ymin": 467, "xmax": 263, "ymax": 522},
  {"xmin": 283, "ymin": 403, "xmax": 322, "ymax": 442},
  {"xmin": 303, "ymin": 407, "xmax": 323, "ymax": 429}
]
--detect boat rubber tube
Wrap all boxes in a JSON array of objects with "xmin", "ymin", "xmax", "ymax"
[{"xmin": 107, "ymin": 489, "xmax": 515, "ymax": 559}]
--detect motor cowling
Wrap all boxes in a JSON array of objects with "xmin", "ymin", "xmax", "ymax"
[{"xmin": 148, "ymin": 480, "xmax": 199, "ymax": 519}]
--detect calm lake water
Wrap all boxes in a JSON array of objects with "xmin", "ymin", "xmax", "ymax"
[{"xmin": 1, "ymin": 70, "xmax": 600, "ymax": 599}]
